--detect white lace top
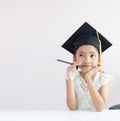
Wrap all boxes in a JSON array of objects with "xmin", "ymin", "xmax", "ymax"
[{"xmin": 73, "ymin": 71, "xmax": 112, "ymax": 111}]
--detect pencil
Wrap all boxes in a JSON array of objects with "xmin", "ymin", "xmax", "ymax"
[
  {"xmin": 56, "ymin": 59, "xmax": 84, "ymax": 69},
  {"xmin": 56, "ymin": 59, "xmax": 73, "ymax": 65}
]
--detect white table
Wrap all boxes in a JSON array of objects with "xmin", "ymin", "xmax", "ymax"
[{"xmin": 0, "ymin": 109, "xmax": 120, "ymax": 121}]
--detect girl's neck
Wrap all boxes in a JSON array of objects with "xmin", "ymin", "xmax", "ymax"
[{"xmin": 80, "ymin": 72, "xmax": 86, "ymax": 79}]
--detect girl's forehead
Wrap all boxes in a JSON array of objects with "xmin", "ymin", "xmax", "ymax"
[{"xmin": 76, "ymin": 45, "xmax": 98, "ymax": 53}]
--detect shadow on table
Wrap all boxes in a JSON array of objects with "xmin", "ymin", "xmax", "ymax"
[{"xmin": 109, "ymin": 104, "xmax": 120, "ymax": 110}]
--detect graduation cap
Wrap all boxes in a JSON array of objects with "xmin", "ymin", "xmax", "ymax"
[
  {"xmin": 62, "ymin": 22, "xmax": 112, "ymax": 54},
  {"xmin": 62, "ymin": 22, "xmax": 112, "ymax": 77}
]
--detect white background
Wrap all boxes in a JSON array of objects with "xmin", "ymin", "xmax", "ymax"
[{"xmin": 0, "ymin": 0, "xmax": 120, "ymax": 109}]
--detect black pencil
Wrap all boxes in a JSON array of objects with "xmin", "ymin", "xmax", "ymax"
[
  {"xmin": 56, "ymin": 59, "xmax": 73, "ymax": 65},
  {"xmin": 56, "ymin": 59, "xmax": 84, "ymax": 68}
]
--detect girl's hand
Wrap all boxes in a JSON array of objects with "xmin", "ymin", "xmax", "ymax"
[
  {"xmin": 84, "ymin": 65, "xmax": 100, "ymax": 80},
  {"xmin": 66, "ymin": 62, "xmax": 81, "ymax": 81}
]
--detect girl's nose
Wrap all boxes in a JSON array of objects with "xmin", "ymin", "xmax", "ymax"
[{"xmin": 84, "ymin": 56, "xmax": 91, "ymax": 63}]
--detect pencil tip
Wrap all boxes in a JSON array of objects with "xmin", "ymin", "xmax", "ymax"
[{"xmin": 54, "ymin": 59, "xmax": 59, "ymax": 61}]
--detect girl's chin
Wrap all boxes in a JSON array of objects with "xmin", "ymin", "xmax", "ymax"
[{"xmin": 81, "ymin": 68, "xmax": 92, "ymax": 73}]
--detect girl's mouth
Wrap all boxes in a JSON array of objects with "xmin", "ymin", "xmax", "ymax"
[{"xmin": 82, "ymin": 65, "xmax": 91, "ymax": 68}]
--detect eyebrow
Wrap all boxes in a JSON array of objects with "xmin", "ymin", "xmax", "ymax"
[{"xmin": 77, "ymin": 51, "xmax": 97, "ymax": 54}]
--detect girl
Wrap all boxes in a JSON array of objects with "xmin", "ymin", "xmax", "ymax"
[{"xmin": 62, "ymin": 22, "xmax": 112, "ymax": 112}]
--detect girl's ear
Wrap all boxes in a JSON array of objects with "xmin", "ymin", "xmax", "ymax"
[
  {"xmin": 98, "ymin": 56, "xmax": 100, "ymax": 66},
  {"xmin": 73, "ymin": 55, "xmax": 76, "ymax": 62}
]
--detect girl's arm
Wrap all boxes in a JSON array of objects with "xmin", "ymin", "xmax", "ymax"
[
  {"xmin": 84, "ymin": 66, "xmax": 111, "ymax": 112},
  {"xmin": 66, "ymin": 79, "xmax": 77, "ymax": 110},
  {"xmin": 66, "ymin": 62, "xmax": 79, "ymax": 110},
  {"xmin": 86, "ymin": 78, "xmax": 110, "ymax": 112}
]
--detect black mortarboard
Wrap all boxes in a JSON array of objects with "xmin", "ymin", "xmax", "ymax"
[{"xmin": 62, "ymin": 22, "xmax": 112, "ymax": 55}]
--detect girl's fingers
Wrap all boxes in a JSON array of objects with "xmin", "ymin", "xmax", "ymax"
[
  {"xmin": 85, "ymin": 65, "xmax": 99, "ymax": 77},
  {"xmin": 72, "ymin": 61, "xmax": 82, "ymax": 68}
]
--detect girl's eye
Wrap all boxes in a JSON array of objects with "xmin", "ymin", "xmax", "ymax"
[
  {"xmin": 79, "ymin": 54, "xmax": 83, "ymax": 57},
  {"xmin": 90, "ymin": 54, "xmax": 95, "ymax": 57}
]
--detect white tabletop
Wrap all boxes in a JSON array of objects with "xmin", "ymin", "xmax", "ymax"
[{"xmin": 0, "ymin": 109, "xmax": 120, "ymax": 121}]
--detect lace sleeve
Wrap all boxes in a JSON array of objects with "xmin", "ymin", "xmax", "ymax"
[{"xmin": 100, "ymin": 73, "xmax": 113, "ymax": 87}]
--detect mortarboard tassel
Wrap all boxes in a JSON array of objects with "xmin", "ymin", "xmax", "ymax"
[{"xmin": 96, "ymin": 31, "xmax": 102, "ymax": 77}]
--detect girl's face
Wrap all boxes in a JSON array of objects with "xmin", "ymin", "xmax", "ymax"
[{"xmin": 74, "ymin": 45, "xmax": 99, "ymax": 74}]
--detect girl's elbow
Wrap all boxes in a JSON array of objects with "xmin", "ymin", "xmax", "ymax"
[
  {"xmin": 67, "ymin": 103, "xmax": 77, "ymax": 110},
  {"xmin": 69, "ymin": 106, "xmax": 77, "ymax": 110},
  {"xmin": 96, "ymin": 105, "xmax": 105, "ymax": 112},
  {"xmin": 68, "ymin": 106, "xmax": 77, "ymax": 110},
  {"xmin": 96, "ymin": 108, "xmax": 104, "ymax": 112}
]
